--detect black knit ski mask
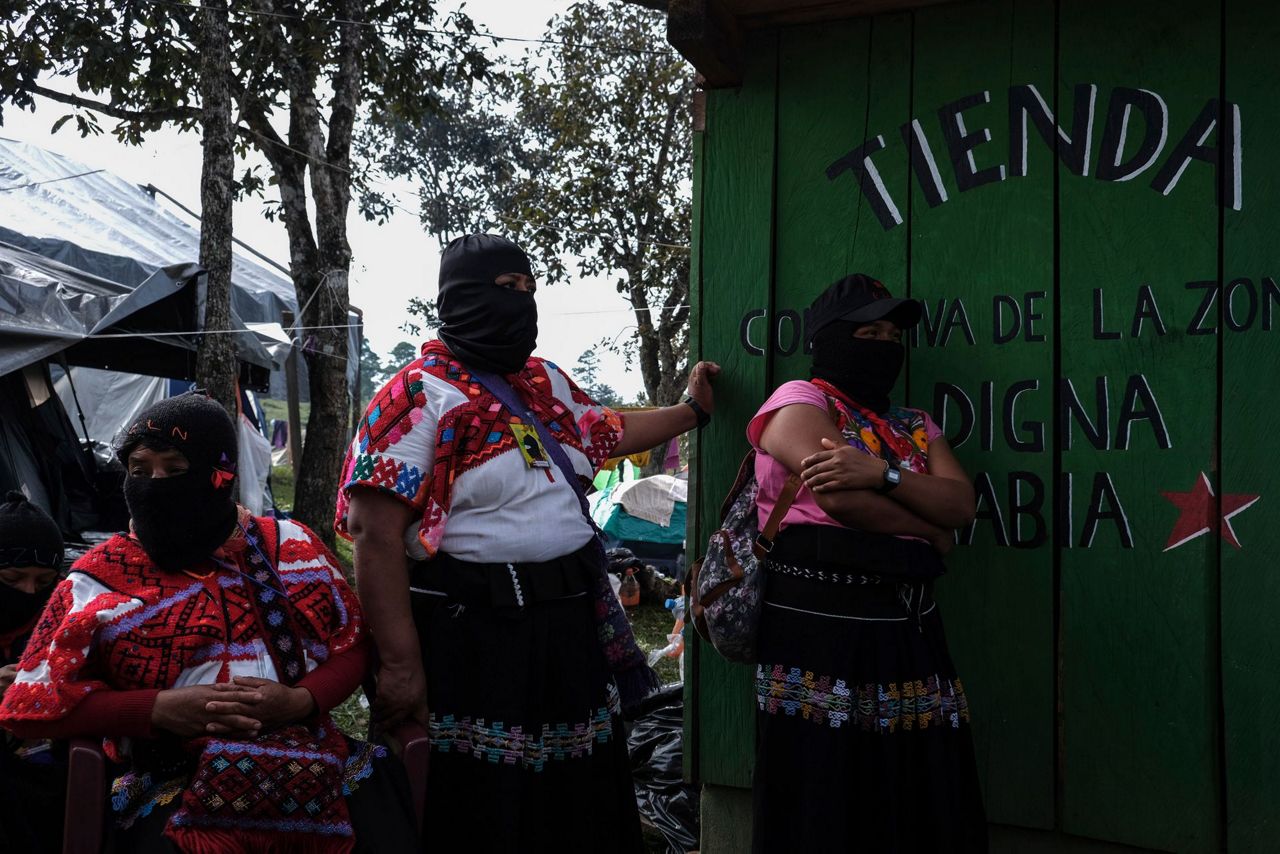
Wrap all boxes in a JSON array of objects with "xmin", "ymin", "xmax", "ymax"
[
  {"xmin": 116, "ymin": 392, "xmax": 239, "ymax": 572},
  {"xmin": 805, "ymin": 274, "xmax": 921, "ymax": 413},
  {"xmin": 811, "ymin": 321, "xmax": 905, "ymax": 414},
  {"xmin": 436, "ymin": 234, "xmax": 538, "ymax": 374},
  {"xmin": 0, "ymin": 490, "xmax": 63, "ymax": 631}
]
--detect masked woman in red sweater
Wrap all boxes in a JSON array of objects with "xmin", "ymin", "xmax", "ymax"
[{"xmin": 0, "ymin": 393, "xmax": 413, "ymax": 853}]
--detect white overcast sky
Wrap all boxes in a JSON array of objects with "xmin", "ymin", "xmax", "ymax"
[{"xmin": 0, "ymin": 0, "xmax": 657, "ymax": 399}]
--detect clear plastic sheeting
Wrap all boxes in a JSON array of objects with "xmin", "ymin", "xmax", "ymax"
[
  {"xmin": 0, "ymin": 138, "xmax": 295, "ymax": 318},
  {"xmin": 0, "ymin": 138, "xmax": 360, "ymax": 395},
  {"xmin": 52, "ymin": 367, "xmax": 168, "ymax": 446}
]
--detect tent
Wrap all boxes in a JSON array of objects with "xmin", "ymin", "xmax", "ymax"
[
  {"xmin": 0, "ymin": 136, "xmax": 364, "ymax": 523},
  {"xmin": 0, "ymin": 242, "xmax": 276, "ymax": 537},
  {"xmin": 0, "ymin": 137, "xmax": 360, "ymax": 397},
  {"xmin": 590, "ymin": 474, "xmax": 688, "ymax": 575},
  {"xmin": 0, "ymin": 240, "xmax": 275, "ymax": 382}
]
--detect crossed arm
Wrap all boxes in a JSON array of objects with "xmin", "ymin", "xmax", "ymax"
[{"xmin": 757, "ymin": 403, "xmax": 976, "ymax": 551}]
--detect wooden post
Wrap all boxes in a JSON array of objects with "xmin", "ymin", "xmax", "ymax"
[{"xmin": 282, "ymin": 310, "xmax": 304, "ymax": 478}]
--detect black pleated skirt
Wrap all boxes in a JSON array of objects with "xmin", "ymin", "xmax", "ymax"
[
  {"xmin": 410, "ymin": 546, "xmax": 644, "ymax": 854},
  {"xmin": 751, "ymin": 526, "xmax": 988, "ymax": 853},
  {"xmin": 0, "ymin": 744, "xmax": 66, "ymax": 854}
]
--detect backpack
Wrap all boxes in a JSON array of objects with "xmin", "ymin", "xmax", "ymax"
[{"xmin": 688, "ymin": 449, "xmax": 801, "ymax": 663}]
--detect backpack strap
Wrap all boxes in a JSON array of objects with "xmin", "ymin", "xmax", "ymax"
[{"xmin": 752, "ymin": 472, "xmax": 800, "ymax": 559}]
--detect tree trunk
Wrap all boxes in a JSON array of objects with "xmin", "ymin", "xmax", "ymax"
[
  {"xmin": 292, "ymin": 264, "xmax": 350, "ymax": 548},
  {"xmin": 289, "ymin": 3, "xmax": 362, "ymax": 547},
  {"xmin": 194, "ymin": 0, "xmax": 239, "ymax": 418}
]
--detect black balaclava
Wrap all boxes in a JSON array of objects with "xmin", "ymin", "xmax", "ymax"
[
  {"xmin": 0, "ymin": 490, "xmax": 63, "ymax": 631},
  {"xmin": 436, "ymin": 233, "xmax": 538, "ymax": 374},
  {"xmin": 116, "ymin": 392, "xmax": 239, "ymax": 572},
  {"xmin": 811, "ymin": 320, "xmax": 905, "ymax": 414}
]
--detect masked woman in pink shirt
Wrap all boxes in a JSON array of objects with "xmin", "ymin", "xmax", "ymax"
[{"xmin": 749, "ymin": 274, "xmax": 986, "ymax": 852}]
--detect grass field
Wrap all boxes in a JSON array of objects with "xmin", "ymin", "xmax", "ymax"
[{"xmin": 258, "ymin": 398, "xmax": 309, "ymax": 428}]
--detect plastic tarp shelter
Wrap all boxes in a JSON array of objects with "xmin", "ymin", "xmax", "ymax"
[
  {"xmin": 0, "ymin": 240, "xmax": 275, "ymax": 380},
  {"xmin": 0, "ymin": 137, "xmax": 359, "ymax": 395},
  {"xmin": 0, "ymin": 241, "xmax": 283, "ymax": 529}
]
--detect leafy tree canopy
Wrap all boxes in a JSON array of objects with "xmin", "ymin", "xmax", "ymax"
[{"xmin": 367, "ymin": 0, "xmax": 695, "ymax": 408}]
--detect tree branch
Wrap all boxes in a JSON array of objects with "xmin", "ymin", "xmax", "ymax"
[{"xmin": 26, "ymin": 83, "xmax": 199, "ymax": 124}]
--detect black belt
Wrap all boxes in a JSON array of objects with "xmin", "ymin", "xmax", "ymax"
[
  {"xmin": 770, "ymin": 524, "xmax": 945, "ymax": 581},
  {"xmin": 765, "ymin": 526, "xmax": 940, "ymax": 629},
  {"xmin": 409, "ymin": 543, "xmax": 597, "ymax": 609}
]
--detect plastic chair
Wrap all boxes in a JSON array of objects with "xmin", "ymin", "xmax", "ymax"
[
  {"xmin": 383, "ymin": 719, "xmax": 431, "ymax": 833},
  {"xmin": 63, "ymin": 738, "xmax": 106, "ymax": 854},
  {"xmin": 61, "ymin": 722, "xmax": 431, "ymax": 853}
]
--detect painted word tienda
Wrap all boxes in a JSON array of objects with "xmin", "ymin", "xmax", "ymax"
[{"xmin": 828, "ymin": 83, "xmax": 1243, "ymax": 229}]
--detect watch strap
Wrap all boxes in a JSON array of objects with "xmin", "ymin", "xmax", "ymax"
[
  {"xmin": 875, "ymin": 462, "xmax": 902, "ymax": 494},
  {"xmin": 683, "ymin": 396, "xmax": 711, "ymax": 429}
]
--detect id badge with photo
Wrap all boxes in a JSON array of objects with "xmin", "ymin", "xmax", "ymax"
[{"xmin": 511, "ymin": 423, "xmax": 552, "ymax": 469}]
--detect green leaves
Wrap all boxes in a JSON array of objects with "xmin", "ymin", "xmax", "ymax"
[{"xmin": 373, "ymin": 1, "xmax": 693, "ymax": 404}]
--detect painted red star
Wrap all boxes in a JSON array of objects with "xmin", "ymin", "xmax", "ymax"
[{"xmin": 1160, "ymin": 472, "xmax": 1260, "ymax": 552}]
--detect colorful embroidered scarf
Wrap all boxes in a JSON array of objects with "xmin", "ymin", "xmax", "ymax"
[{"xmin": 811, "ymin": 378, "xmax": 931, "ymax": 474}]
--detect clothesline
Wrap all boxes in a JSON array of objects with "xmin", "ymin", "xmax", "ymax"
[
  {"xmin": 0, "ymin": 169, "xmax": 106, "ymax": 192},
  {"xmin": 66, "ymin": 301, "xmax": 690, "ymax": 341}
]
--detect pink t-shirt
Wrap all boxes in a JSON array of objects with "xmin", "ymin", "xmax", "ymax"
[{"xmin": 746, "ymin": 380, "xmax": 943, "ymax": 532}]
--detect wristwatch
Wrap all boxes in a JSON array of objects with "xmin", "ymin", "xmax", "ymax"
[
  {"xmin": 876, "ymin": 461, "xmax": 902, "ymax": 494},
  {"xmin": 683, "ymin": 395, "xmax": 711, "ymax": 429}
]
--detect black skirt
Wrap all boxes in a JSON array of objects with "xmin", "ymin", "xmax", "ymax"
[
  {"xmin": 410, "ymin": 545, "xmax": 644, "ymax": 854},
  {"xmin": 0, "ymin": 742, "xmax": 66, "ymax": 854},
  {"xmin": 752, "ymin": 526, "xmax": 988, "ymax": 853}
]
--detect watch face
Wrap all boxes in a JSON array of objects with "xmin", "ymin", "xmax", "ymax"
[{"xmin": 887, "ymin": 468, "xmax": 901, "ymax": 484}]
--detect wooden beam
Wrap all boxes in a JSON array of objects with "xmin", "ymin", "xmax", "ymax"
[
  {"xmin": 732, "ymin": 0, "xmax": 953, "ymax": 27},
  {"xmin": 668, "ymin": 0, "xmax": 745, "ymax": 89}
]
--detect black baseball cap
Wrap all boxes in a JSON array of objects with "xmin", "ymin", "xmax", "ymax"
[{"xmin": 805, "ymin": 273, "xmax": 922, "ymax": 343}]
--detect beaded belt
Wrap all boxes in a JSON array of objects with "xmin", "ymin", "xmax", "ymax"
[{"xmin": 765, "ymin": 559, "xmax": 883, "ymax": 586}]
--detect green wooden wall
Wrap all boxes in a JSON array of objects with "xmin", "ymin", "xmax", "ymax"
[{"xmin": 686, "ymin": 0, "xmax": 1279, "ymax": 850}]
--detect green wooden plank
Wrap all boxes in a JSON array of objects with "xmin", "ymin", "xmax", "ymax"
[
  {"xmin": 693, "ymin": 30, "xmax": 779, "ymax": 788},
  {"xmin": 684, "ymin": 125, "xmax": 705, "ymax": 785},
  {"xmin": 1058, "ymin": 1, "xmax": 1223, "ymax": 848},
  {"xmin": 772, "ymin": 13, "xmax": 912, "ymax": 387},
  {"xmin": 907, "ymin": 0, "xmax": 1056, "ymax": 830},
  {"xmin": 1221, "ymin": 5, "xmax": 1280, "ymax": 850}
]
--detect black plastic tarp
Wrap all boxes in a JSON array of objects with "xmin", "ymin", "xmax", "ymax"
[
  {"xmin": 628, "ymin": 684, "xmax": 701, "ymax": 853},
  {"xmin": 0, "ymin": 241, "xmax": 274, "ymax": 384}
]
